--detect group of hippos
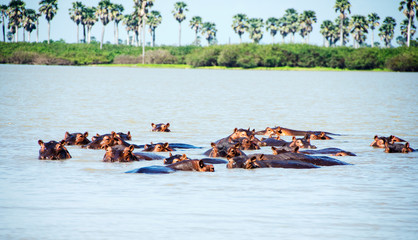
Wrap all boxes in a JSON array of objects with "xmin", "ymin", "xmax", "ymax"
[{"xmin": 37, "ymin": 123, "xmax": 415, "ymax": 174}]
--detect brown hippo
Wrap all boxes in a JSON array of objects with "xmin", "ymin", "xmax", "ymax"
[
  {"xmin": 270, "ymin": 147, "xmax": 350, "ymax": 166},
  {"xmin": 143, "ymin": 142, "xmax": 174, "ymax": 152},
  {"xmin": 259, "ymin": 135, "xmax": 290, "ymax": 147},
  {"xmin": 299, "ymin": 148, "xmax": 356, "ymax": 156},
  {"xmin": 232, "ymin": 136, "xmax": 260, "ymax": 150},
  {"xmin": 308, "ymin": 132, "xmax": 333, "ymax": 140},
  {"xmin": 256, "ymin": 126, "xmax": 337, "ymax": 137},
  {"xmin": 215, "ymin": 128, "xmax": 257, "ymax": 144},
  {"xmin": 203, "ymin": 142, "xmax": 246, "ymax": 158},
  {"xmin": 38, "ymin": 140, "xmax": 72, "ymax": 160},
  {"xmin": 63, "ymin": 132, "xmax": 91, "ymax": 145},
  {"xmin": 226, "ymin": 154, "xmax": 319, "ymax": 169},
  {"xmin": 151, "ymin": 123, "xmax": 171, "ymax": 132},
  {"xmin": 289, "ymin": 136, "xmax": 317, "ymax": 149},
  {"xmin": 103, "ymin": 145, "xmax": 137, "ymax": 162},
  {"xmin": 164, "ymin": 153, "xmax": 190, "ymax": 164},
  {"xmin": 84, "ymin": 132, "xmax": 134, "ymax": 149},
  {"xmin": 384, "ymin": 142, "xmax": 414, "ymax": 153},
  {"xmin": 126, "ymin": 160, "xmax": 215, "ymax": 174},
  {"xmin": 370, "ymin": 135, "xmax": 406, "ymax": 148}
]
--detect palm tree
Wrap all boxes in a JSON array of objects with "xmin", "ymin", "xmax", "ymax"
[
  {"xmin": 367, "ymin": 13, "xmax": 380, "ymax": 47},
  {"xmin": 201, "ymin": 21, "xmax": 217, "ymax": 45},
  {"xmin": 378, "ymin": 17, "xmax": 396, "ymax": 48},
  {"xmin": 172, "ymin": 2, "xmax": 188, "ymax": 46},
  {"xmin": 284, "ymin": 8, "xmax": 299, "ymax": 43},
  {"xmin": 400, "ymin": 18, "xmax": 416, "ymax": 42},
  {"xmin": 35, "ymin": 12, "xmax": 40, "ymax": 42},
  {"xmin": 320, "ymin": 20, "xmax": 334, "ymax": 47},
  {"xmin": 7, "ymin": 0, "xmax": 25, "ymax": 42},
  {"xmin": 69, "ymin": 1, "xmax": 85, "ymax": 43},
  {"xmin": 334, "ymin": 0, "xmax": 351, "ymax": 46},
  {"xmin": 335, "ymin": 16, "xmax": 350, "ymax": 46},
  {"xmin": 248, "ymin": 18, "xmax": 264, "ymax": 43},
  {"xmin": 39, "ymin": 0, "xmax": 58, "ymax": 44},
  {"xmin": 147, "ymin": 10, "xmax": 161, "ymax": 47},
  {"xmin": 232, "ymin": 13, "xmax": 249, "ymax": 44},
  {"xmin": 1, "ymin": 5, "xmax": 8, "ymax": 42},
  {"xmin": 350, "ymin": 15, "xmax": 368, "ymax": 48},
  {"xmin": 22, "ymin": 9, "xmax": 38, "ymax": 42},
  {"xmin": 134, "ymin": 0, "xmax": 154, "ymax": 64},
  {"xmin": 110, "ymin": 3, "xmax": 124, "ymax": 45},
  {"xmin": 299, "ymin": 10, "xmax": 317, "ymax": 44},
  {"xmin": 266, "ymin": 17, "xmax": 279, "ymax": 44},
  {"xmin": 189, "ymin": 16, "xmax": 202, "ymax": 45},
  {"xmin": 83, "ymin": 6, "xmax": 97, "ymax": 43},
  {"xmin": 278, "ymin": 17, "xmax": 289, "ymax": 43},
  {"xmin": 122, "ymin": 14, "xmax": 134, "ymax": 45},
  {"xmin": 96, "ymin": 0, "xmax": 113, "ymax": 49},
  {"xmin": 399, "ymin": 0, "xmax": 417, "ymax": 47}
]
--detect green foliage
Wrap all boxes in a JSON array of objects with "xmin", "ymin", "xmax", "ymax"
[{"xmin": 385, "ymin": 50, "xmax": 418, "ymax": 72}]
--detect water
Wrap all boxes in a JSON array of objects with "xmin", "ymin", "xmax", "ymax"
[{"xmin": 0, "ymin": 64, "xmax": 417, "ymax": 240}]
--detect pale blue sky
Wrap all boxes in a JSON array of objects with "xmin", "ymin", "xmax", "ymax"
[{"xmin": 0, "ymin": 0, "xmax": 410, "ymax": 46}]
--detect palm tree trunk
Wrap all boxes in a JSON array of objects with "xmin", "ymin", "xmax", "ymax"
[
  {"xmin": 152, "ymin": 30, "xmax": 155, "ymax": 47},
  {"xmin": 83, "ymin": 24, "xmax": 86, "ymax": 43},
  {"xmin": 116, "ymin": 23, "xmax": 119, "ymax": 45},
  {"xmin": 47, "ymin": 20, "xmax": 50, "ymax": 44},
  {"xmin": 114, "ymin": 21, "xmax": 116, "ymax": 44},
  {"xmin": 371, "ymin": 29, "xmax": 374, "ymax": 47},
  {"xmin": 126, "ymin": 31, "xmax": 129, "ymax": 45},
  {"xmin": 142, "ymin": 20, "xmax": 145, "ymax": 64},
  {"xmin": 22, "ymin": 29, "xmax": 25, "ymax": 42},
  {"xmin": 100, "ymin": 25, "xmax": 105, "ymax": 49},
  {"xmin": 340, "ymin": 19, "xmax": 343, "ymax": 46},
  {"xmin": 2, "ymin": 15, "xmax": 5, "ymax": 42},
  {"xmin": 282, "ymin": 35, "xmax": 285, "ymax": 44},
  {"xmin": 407, "ymin": 16, "xmax": 411, "ymax": 47},
  {"xmin": 36, "ymin": 22, "xmax": 39, "ymax": 43},
  {"xmin": 307, "ymin": 34, "xmax": 310, "ymax": 44},
  {"xmin": 15, "ymin": 28, "xmax": 18, "ymax": 42},
  {"xmin": 28, "ymin": 31, "xmax": 31, "ymax": 42},
  {"xmin": 195, "ymin": 31, "xmax": 197, "ymax": 44},
  {"xmin": 178, "ymin": 22, "xmax": 181, "ymax": 46},
  {"xmin": 77, "ymin": 23, "xmax": 79, "ymax": 43},
  {"xmin": 272, "ymin": 35, "xmax": 275, "ymax": 44},
  {"xmin": 240, "ymin": 34, "xmax": 242, "ymax": 44}
]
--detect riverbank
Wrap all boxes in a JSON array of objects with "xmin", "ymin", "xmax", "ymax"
[{"xmin": 0, "ymin": 42, "xmax": 416, "ymax": 71}]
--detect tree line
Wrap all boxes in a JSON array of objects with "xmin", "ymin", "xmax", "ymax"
[{"xmin": 0, "ymin": 0, "xmax": 417, "ymax": 49}]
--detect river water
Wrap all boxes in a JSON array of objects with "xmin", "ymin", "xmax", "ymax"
[{"xmin": 0, "ymin": 64, "xmax": 417, "ymax": 240}]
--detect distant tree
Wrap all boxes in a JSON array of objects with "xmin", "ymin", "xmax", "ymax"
[
  {"xmin": 22, "ymin": 8, "xmax": 37, "ymax": 42},
  {"xmin": 83, "ymin": 6, "xmax": 97, "ymax": 43},
  {"xmin": 39, "ymin": 0, "xmax": 58, "ymax": 44},
  {"xmin": 147, "ymin": 10, "xmax": 161, "ymax": 47},
  {"xmin": 396, "ymin": 35, "xmax": 407, "ymax": 46},
  {"xmin": 350, "ymin": 15, "xmax": 368, "ymax": 48},
  {"xmin": 278, "ymin": 17, "xmax": 289, "ymax": 43},
  {"xmin": 248, "ymin": 18, "xmax": 264, "ymax": 43},
  {"xmin": 232, "ymin": 13, "xmax": 249, "ymax": 44},
  {"xmin": 96, "ymin": 0, "xmax": 113, "ymax": 49},
  {"xmin": 299, "ymin": 10, "xmax": 317, "ymax": 44},
  {"xmin": 334, "ymin": 0, "xmax": 351, "ymax": 46},
  {"xmin": 110, "ymin": 3, "xmax": 124, "ymax": 45},
  {"xmin": 379, "ymin": 17, "xmax": 397, "ymax": 48},
  {"xmin": 201, "ymin": 21, "xmax": 217, "ymax": 45},
  {"xmin": 1, "ymin": 4, "xmax": 7, "ymax": 42},
  {"xmin": 284, "ymin": 8, "xmax": 298, "ymax": 43},
  {"xmin": 8, "ymin": 0, "xmax": 26, "ymax": 42},
  {"xmin": 122, "ymin": 14, "xmax": 133, "ymax": 45},
  {"xmin": 172, "ymin": 1, "xmax": 188, "ymax": 46},
  {"xmin": 399, "ymin": 0, "xmax": 417, "ymax": 47},
  {"xmin": 320, "ymin": 20, "xmax": 334, "ymax": 47},
  {"xmin": 189, "ymin": 16, "xmax": 202, "ymax": 45},
  {"xmin": 266, "ymin": 17, "xmax": 279, "ymax": 44},
  {"xmin": 367, "ymin": 13, "xmax": 380, "ymax": 47},
  {"xmin": 335, "ymin": 16, "xmax": 350, "ymax": 46},
  {"xmin": 69, "ymin": 1, "xmax": 85, "ymax": 43},
  {"xmin": 400, "ymin": 18, "xmax": 416, "ymax": 41}
]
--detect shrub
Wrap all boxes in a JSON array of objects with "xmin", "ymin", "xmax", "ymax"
[
  {"xmin": 186, "ymin": 47, "xmax": 220, "ymax": 67},
  {"xmin": 345, "ymin": 49, "xmax": 380, "ymax": 70},
  {"xmin": 217, "ymin": 47, "xmax": 239, "ymax": 67},
  {"xmin": 385, "ymin": 52, "xmax": 418, "ymax": 72},
  {"xmin": 144, "ymin": 49, "xmax": 177, "ymax": 64}
]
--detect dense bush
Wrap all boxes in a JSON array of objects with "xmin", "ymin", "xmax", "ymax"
[{"xmin": 0, "ymin": 42, "xmax": 417, "ymax": 71}]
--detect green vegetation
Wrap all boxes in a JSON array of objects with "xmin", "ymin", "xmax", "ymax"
[{"xmin": 1, "ymin": 42, "xmax": 417, "ymax": 71}]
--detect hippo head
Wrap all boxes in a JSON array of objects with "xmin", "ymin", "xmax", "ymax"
[
  {"xmin": 63, "ymin": 131, "xmax": 90, "ymax": 145},
  {"xmin": 243, "ymin": 156, "xmax": 261, "ymax": 169},
  {"xmin": 226, "ymin": 143, "xmax": 245, "ymax": 158},
  {"xmin": 289, "ymin": 136, "xmax": 317, "ymax": 149},
  {"xmin": 196, "ymin": 160, "xmax": 215, "ymax": 172},
  {"xmin": 103, "ymin": 145, "xmax": 136, "ymax": 162},
  {"xmin": 115, "ymin": 131, "xmax": 131, "ymax": 141},
  {"xmin": 401, "ymin": 142, "xmax": 413, "ymax": 153},
  {"xmin": 389, "ymin": 135, "xmax": 406, "ymax": 143},
  {"xmin": 271, "ymin": 146, "xmax": 299, "ymax": 154},
  {"xmin": 38, "ymin": 140, "xmax": 71, "ymax": 160},
  {"xmin": 143, "ymin": 142, "xmax": 173, "ymax": 152},
  {"xmin": 151, "ymin": 123, "xmax": 171, "ymax": 132},
  {"xmin": 164, "ymin": 153, "xmax": 190, "ymax": 164},
  {"xmin": 309, "ymin": 132, "xmax": 332, "ymax": 140},
  {"xmin": 233, "ymin": 136, "xmax": 260, "ymax": 150},
  {"xmin": 229, "ymin": 128, "xmax": 255, "ymax": 141},
  {"xmin": 385, "ymin": 142, "xmax": 413, "ymax": 153},
  {"xmin": 370, "ymin": 135, "xmax": 386, "ymax": 148}
]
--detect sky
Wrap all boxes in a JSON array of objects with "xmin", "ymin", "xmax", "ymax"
[{"xmin": 0, "ymin": 0, "xmax": 411, "ymax": 47}]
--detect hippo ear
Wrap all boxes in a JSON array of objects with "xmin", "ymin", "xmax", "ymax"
[
  {"xmin": 293, "ymin": 146, "xmax": 299, "ymax": 153},
  {"xmin": 292, "ymin": 136, "xmax": 296, "ymax": 141},
  {"xmin": 163, "ymin": 142, "xmax": 169, "ymax": 148},
  {"xmin": 405, "ymin": 142, "xmax": 410, "ymax": 148},
  {"xmin": 144, "ymin": 144, "xmax": 149, "ymax": 150},
  {"xmin": 96, "ymin": 133, "xmax": 100, "ymax": 137},
  {"xmin": 234, "ymin": 143, "xmax": 240, "ymax": 148},
  {"xmin": 374, "ymin": 135, "xmax": 378, "ymax": 140},
  {"xmin": 199, "ymin": 160, "xmax": 205, "ymax": 168},
  {"xmin": 169, "ymin": 152, "xmax": 172, "ymax": 157},
  {"xmin": 127, "ymin": 131, "xmax": 131, "ymax": 138},
  {"xmin": 181, "ymin": 154, "xmax": 187, "ymax": 160},
  {"xmin": 211, "ymin": 142, "xmax": 216, "ymax": 148},
  {"xmin": 271, "ymin": 146, "xmax": 277, "ymax": 152},
  {"xmin": 226, "ymin": 155, "xmax": 233, "ymax": 161},
  {"xmin": 166, "ymin": 123, "xmax": 170, "ymax": 127},
  {"xmin": 233, "ymin": 128, "xmax": 238, "ymax": 133},
  {"xmin": 59, "ymin": 140, "xmax": 66, "ymax": 146},
  {"xmin": 111, "ymin": 131, "xmax": 116, "ymax": 137},
  {"xmin": 250, "ymin": 156, "xmax": 257, "ymax": 162},
  {"xmin": 38, "ymin": 140, "xmax": 44, "ymax": 146},
  {"xmin": 65, "ymin": 132, "xmax": 70, "ymax": 138},
  {"xmin": 128, "ymin": 145, "xmax": 135, "ymax": 152},
  {"xmin": 259, "ymin": 154, "xmax": 265, "ymax": 160},
  {"xmin": 84, "ymin": 132, "xmax": 89, "ymax": 137},
  {"xmin": 105, "ymin": 145, "xmax": 112, "ymax": 152},
  {"xmin": 151, "ymin": 123, "xmax": 156, "ymax": 128}
]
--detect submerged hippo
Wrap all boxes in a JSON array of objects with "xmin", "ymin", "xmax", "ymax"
[
  {"xmin": 151, "ymin": 123, "xmax": 171, "ymax": 132},
  {"xmin": 203, "ymin": 142, "xmax": 246, "ymax": 158},
  {"xmin": 256, "ymin": 126, "xmax": 338, "ymax": 137},
  {"xmin": 226, "ymin": 155, "xmax": 319, "ymax": 169},
  {"xmin": 289, "ymin": 136, "xmax": 317, "ymax": 149},
  {"xmin": 270, "ymin": 147, "xmax": 350, "ymax": 166},
  {"xmin": 370, "ymin": 135, "xmax": 406, "ymax": 148},
  {"xmin": 259, "ymin": 135, "xmax": 290, "ymax": 147},
  {"xmin": 215, "ymin": 128, "xmax": 257, "ymax": 144},
  {"xmin": 143, "ymin": 142, "xmax": 174, "ymax": 152},
  {"xmin": 63, "ymin": 131, "xmax": 90, "ymax": 145},
  {"xmin": 126, "ymin": 160, "xmax": 215, "ymax": 174},
  {"xmin": 103, "ymin": 145, "xmax": 165, "ymax": 162},
  {"xmin": 233, "ymin": 136, "xmax": 260, "ymax": 150},
  {"xmin": 308, "ymin": 132, "xmax": 333, "ymax": 140},
  {"xmin": 38, "ymin": 140, "xmax": 72, "ymax": 160},
  {"xmin": 300, "ymin": 148, "xmax": 356, "ymax": 156},
  {"xmin": 84, "ymin": 132, "xmax": 134, "ymax": 149},
  {"xmin": 384, "ymin": 142, "xmax": 414, "ymax": 153}
]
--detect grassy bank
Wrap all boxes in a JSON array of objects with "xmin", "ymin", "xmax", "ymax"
[{"xmin": 0, "ymin": 42, "xmax": 417, "ymax": 72}]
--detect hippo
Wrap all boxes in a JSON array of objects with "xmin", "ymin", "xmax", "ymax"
[
  {"xmin": 84, "ymin": 132, "xmax": 135, "ymax": 149},
  {"xmin": 255, "ymin": 126, "xmax": 338, "ymax": 137},
  {"xmin": 126, "ymin": 160, "xmax": 215, "ymax": 174},
  {"xmin": 215, "ymin": 128, "xmax": 257, "ymax": 144},
  {"xmin": 289, "ymin": 136, "xmax": 317, "ymax": 149},
  {"xmin": 164, "ymin": 153, "xmax": 190, "ymax": 164},
  {"xmin": 384, "ymin": 142, "xmax": 414, "ymax": 153},
  {"xmin": 270, "ymin": 147, "xmax": 350, "ymax": 166},
  {"xmin": 233, "ymin": 136, "xmax": 260, "ymax": 150},
  {"xmin": 370, "ymin": 135, "xmax": 406, "ymax": 148},
  {"xmin": 103, "ymin": 145, "xmax": 137, "ymax": 162},
  {"xmin": 308, "ymin": 132, "xmax": 333, "ymax": 140},
  {"xmin": 63, "ymin": 132, "xmax": 91, "ymax": 145},
  {"xmin": 226, "ymin": 155, "xmax": 319, "ymax": 169},
  {"xmin": 151, "ymin": 123, "xmax": 171, "ymax": 132},
  {"xmin": 259, "ymin": 135, "xmax": 290, "ymax": 147},
  {"xmin": 203, "ymin": 142, "xmax": 246, "ymax": 158},
  {"xmin": 300, "ymin": 148, "xmax": 356, "ymax": 156},
  {"xmin": 143, "ymin": 142, "xmax": 173, "ymax": 152},
  {"xmin": 38, "ymin": 140, "xmax": 72, "ymax": 160}
]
